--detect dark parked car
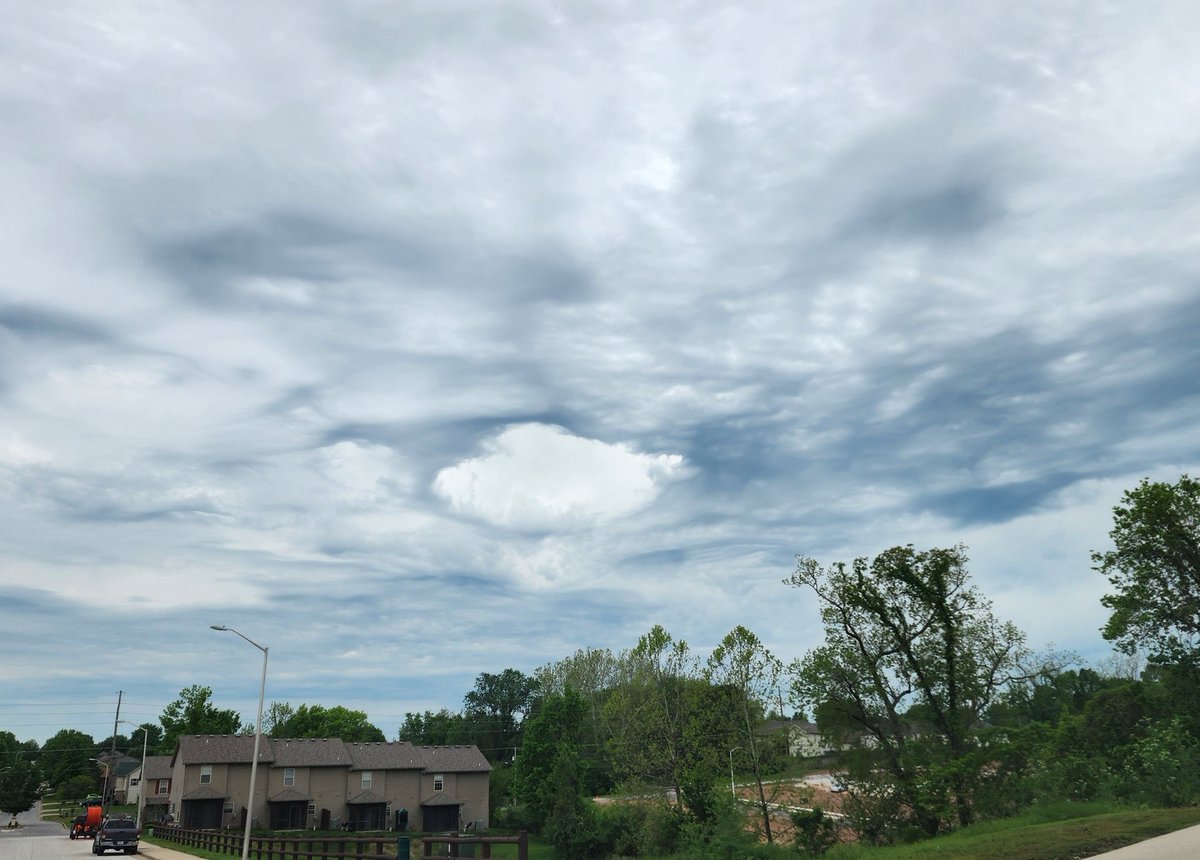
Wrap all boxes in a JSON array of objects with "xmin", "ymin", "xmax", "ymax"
[{"xmin": 92, "ymin": 818, "xmax": 139, "ymax": 855}]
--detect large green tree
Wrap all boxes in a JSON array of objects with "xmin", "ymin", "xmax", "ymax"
[
  {"xmin": 398, "ymin": 709, "xmax": 477, "ymax": 746},
  {"xmin": 0, "ymin": 756, "xmax": 41, "ymax": 823},
  {"xmin": 463, "ymin": 669, "xmax": 539, "ymax": 763},
  {"xmin": 603, "ymin": 625, "xmax": 731, "ymax": 819},
  {"xmin": 706, "ymin": 625, "xmax": 784, "ymax": 843},
  {"xmin": 159, "ymin": 685, "xmax": 241, "ymax": 753},
  {"xmin": 1094, "ymin": 474, "xmax": 1200, "ymax": 663},
  {"xmin": 270, "ymin": 704, "xmax": 385, "ymax": 742},
  {"xmin": 788, "ymin": 545, "xmax": 1032, "ymax": 840},
  {"xmin": 37, "ymin": 729, "xmax": 95, "ymax": 789}
]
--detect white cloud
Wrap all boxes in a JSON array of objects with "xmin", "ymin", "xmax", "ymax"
[{"xmin": 433, "ymin": 423, "xmax": 684, "ymax": 530}]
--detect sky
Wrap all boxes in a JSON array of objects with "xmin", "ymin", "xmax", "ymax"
[{"xmin": 2, "ymin": 1, "xmax": 1198, "ymax": 749}]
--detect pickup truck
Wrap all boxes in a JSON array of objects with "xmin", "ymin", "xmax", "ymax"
[{"xmin": 92, "ymin": 818, "xmax": 139, "ymax": 855}]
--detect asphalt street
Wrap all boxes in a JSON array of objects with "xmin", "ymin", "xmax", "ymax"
[{"xmin": 0, "ymin": 803, "xmax": 193, "ymax": 860}]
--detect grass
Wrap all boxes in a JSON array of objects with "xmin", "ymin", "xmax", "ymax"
[
  {"xmin": 131, "ymin": 804, "xmax": 1200, "ymax": 860},
  {"xmin": 824, "ymin": 803, "xmax": 1200, "ymax": 860}
]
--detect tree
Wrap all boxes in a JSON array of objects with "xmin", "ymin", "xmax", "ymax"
[
  {"xmin": 463, "ymin": 669, "xmax": 539, "ymax": 763},
  {"xmin": 270, "ymin": 704, "xmax": 385, "ymax": 742},
  {"xmin": 604, "ymin": 626, "xmax": 696, "ymax": 805},
  {"xmin": 38, "ymin": 729, "xmax": 96, "ymax": 789},
  {"xmin": 706, "ymin": 625, "xmax": 784, "ymax": 843},
  {"xmin": 0, "ymin": 756, "xmax": 41, "ymax": 824},
  {"xmin": 398, "ymin": 709, "xmax": 476, "ymax": 746},
  {"xmin": 1094, "ymin": 475, "xmax": 1200, "ymax": 663},
  {"xmin": 263, "ymin": 702, "xmax": 296, "ymax": 735},
  {"xmin": 788, "ymin": 545, "xmax": 1032, "ymax": 840},
  {"xmin": 159, "ymin": 685, "xmax": 241, "ymax": 752},
  {"xmin": 512, "ymin": 688, "xmax": 606, "ymax": 856}
]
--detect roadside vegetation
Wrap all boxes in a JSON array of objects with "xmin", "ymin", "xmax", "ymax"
[{"xmin": 4, "ymin": 474, "xmax": 1200, "ymax": 858}]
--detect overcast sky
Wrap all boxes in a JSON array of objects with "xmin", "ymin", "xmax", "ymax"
[{"xmin": 3, "ymin": 1, "xmax": 1198, "ymax": 748}]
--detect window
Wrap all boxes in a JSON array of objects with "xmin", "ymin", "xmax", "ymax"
[
  {"xmin": 223, "ymin": 801, "xmax": 234, "ymax": 815},
  {"xmin": 360, "ymin": 771, "xmax": 372, "ymax": 790},
  {"xmin": 130, "ymin": 778, "xmax": 139, "ymax": 787},
  {"xmin": 307, "ymin": 804, "xmax": 315, "ymax": 818},
  {"xmin": 157, "ymin": 781, "xmax": 169, "ymax": 796},
  {"xmin": 200, "ymin": 765, "xmax": 212, "ymax": 785},
  {"xmin": 433, "ymin": 774, "xmax": 444, "ymax": 792},
  {"xmin": 283, "ymin": 767, "xmax": 295, "ymax": 786}
]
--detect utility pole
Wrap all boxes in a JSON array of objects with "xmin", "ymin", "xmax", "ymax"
[{"xmin": 103, "ymin": 691, "xmax": 122, "ymax": 812}]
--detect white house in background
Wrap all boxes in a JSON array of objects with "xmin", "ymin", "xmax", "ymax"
[{"xmin": 758, "ymin": 719, "xmax": 839, "ymax": 757}]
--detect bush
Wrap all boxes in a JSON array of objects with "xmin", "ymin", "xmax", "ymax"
[
  {"xmin": 790, "ymin": 807, "xmax": 839, "ymax": 856},
  {"xmin": 1120, "ymin": 717, "xmax": 1200, "ymax": 807}
]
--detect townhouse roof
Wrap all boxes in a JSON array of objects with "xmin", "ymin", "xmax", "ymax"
[
  {"xmin": 172, "ymin": 735, "xmax": 489, "ymax": 773},
  {"xmin": 418, "ymin": 745, "xmax": 492, "ymax": 773},
  {"xmin": 758, "ymin": 719, "xmax": 821, "ymax": 734},
  {"xmin": 143, "ymin": 755, "xmax": 174, "ymax": 781},
  {"xmin": 174, "ymin": 735, "xmax": 274, "ymax": 766},
  {"xmin": 345, "ymin": 741, "xmax": 424, "ymax": 771},
  {"xmin": 272, "ymin": 738, "xmax": 355, "ymax": 768}
]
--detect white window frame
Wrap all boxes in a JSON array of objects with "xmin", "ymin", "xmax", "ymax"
[
  {"xmin": 199, "ymin": 765, "xmax": 212, "ymax": 785},
  {"xmin": 283, "ymin": 767, "xmax": 295, "ymax": 786},
  {"xmin": 360, "ymin": 770, "xmax": 372, "ymax": 790},
  {"xmin": 158, "ymin": 781, "xmax": 169, "ymax": 796},
  {"xmin": 223, "ymin": 801, "xmax": 234, "ymax": 815},
  {"xmin": 433, "ymin": 774, "xmax": 444, "ymax": 792}
]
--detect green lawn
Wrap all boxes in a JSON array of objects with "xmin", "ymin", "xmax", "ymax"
[
  {"xmin": 824, "ymin": 804, "xmax": 1200, "ymax": 860},
  {"xmin": 135, "ymin": 804, "xmax": 1200, "ymax": 860}
]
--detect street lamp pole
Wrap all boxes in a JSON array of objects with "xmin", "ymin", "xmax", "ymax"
[
  {"xmin": 728, "ymin": 747, "xmax": 741, "ymax": 797},
  {"xmin": 90, "ymin": 758, "xmax": 113, "ymax": 812},
  {"xmin": 211, "ymin": 625, "xmax": 268, "ymax": 860},
  {"xmin": 118, "ymin": 720, "xmax": 149, "ymax": 829}
]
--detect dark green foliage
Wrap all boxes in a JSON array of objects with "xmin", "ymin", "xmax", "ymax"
[
  {"xmin": 158, "ymin": 685, "xmax": 241, "ymax": 753},
  {"xmin": 0, "ymin": 756, "xmax": 41, "ymax": 819},
  {"xmin": 270, "ymin": 704, "xmax": 385, "ymax": 742},
  {"xmin": 37, "ymin": 729, "xmax": 96, "ymax": 788},
  {"xmin": 790, "ymin": 806, "xmax": 840, "ymax": 856},
  {"xmin": 513, "ymin": 689, "xmax": 588, "ymax": 831},
  {"xmin": 57, "ymin": 775, "xmax": 96, "ymax": 805},
  {"xmin": 398, "ymin": 708, "xmax": 477, "ymax": 746},
  {"xmin": 788, "ymin": 546, "xmax": 1033, "ymax": 840},
  {"xmin": 1095, "ymin": 474, "xmax": 1200, "ymax": 662},
  {"xmin": 464, "ymin": 669, "xmax": 539, "ymax": 764}
]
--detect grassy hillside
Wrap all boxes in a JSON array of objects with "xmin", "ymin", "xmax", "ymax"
[{"xmin": 824, "ymin": 803, "xmax": 1200, "ymax": 860}]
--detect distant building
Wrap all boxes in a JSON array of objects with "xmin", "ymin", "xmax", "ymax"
[
  {"xmin": 757, "ymin": 719, "xmax": 840, "ymax": 757},
  {"xmin": 167, "ymin": 735, "xmax": 490, "ymax": 833}
]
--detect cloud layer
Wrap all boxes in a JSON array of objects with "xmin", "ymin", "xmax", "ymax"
[{"xmin": 1, "ymin": 1, "xmax": 1198, "ymax": 744}]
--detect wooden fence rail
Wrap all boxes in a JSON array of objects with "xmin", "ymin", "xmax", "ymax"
[{"xmin": 148, "ymin": 825, "xmax": 528, "ymax": 860}]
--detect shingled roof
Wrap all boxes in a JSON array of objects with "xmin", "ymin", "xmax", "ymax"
[
  {"xmin": 272, "ymin": 738, "xmax": 355, "ymax": 767},
  {"xmin": 172, "ymin": 736, "xmax": 489, "ymax": 773},
  {"xmin": 175, "ymin": 735, "xmax": 274, "ymax": 766},
  {"xmin": 143, "ymin": 755, "xmax": 173, "ymax": 781},
  {"xmin": 345, "ymin": 741, "xmax": 424, "ymax": 771},
  {"xmin": 419, "ymin": 745, "xmax": 492, "ymax": 773}
]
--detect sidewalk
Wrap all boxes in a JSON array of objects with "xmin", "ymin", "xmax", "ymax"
[
  {"xmin": 1084, "ymin": 822, "xmax": 1200, "ymax": 859},
  {"xmin": 137, "ymin": 840, "xmax": 204, "ymax": 860}
]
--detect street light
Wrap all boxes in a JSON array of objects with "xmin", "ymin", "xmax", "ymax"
[
  {"xmin": 118, "ymin": 720, "xmax": 148, "ymax": 829},
  {"xmin": 729, "ymin": 747, "xmax": 741, "ymax": 797},
  {"xmin": 210, "ymin": 625, "xmax": 268, "ymax": 860},
  {"xmin": 90, "ymin": 758, "xmax": 113, "ymax": 811}
]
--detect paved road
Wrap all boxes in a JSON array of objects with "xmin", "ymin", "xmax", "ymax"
[
  {"xmin": 0, "ymin": 803, "xmax": 193, "ymax": 860},
  {"xmin": 1084, "ymin": 822, "xmax": 1200, "ymax": 859}
]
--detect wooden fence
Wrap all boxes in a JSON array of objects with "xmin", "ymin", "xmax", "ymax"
[{"xmin": 148, "ymin": 825, "xmax": 528, "ymax": 860}]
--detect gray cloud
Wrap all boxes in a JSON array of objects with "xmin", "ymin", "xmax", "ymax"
[{"xmin": 2, "ymin": 0, "xmax": 1199, "ymax": 744}]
